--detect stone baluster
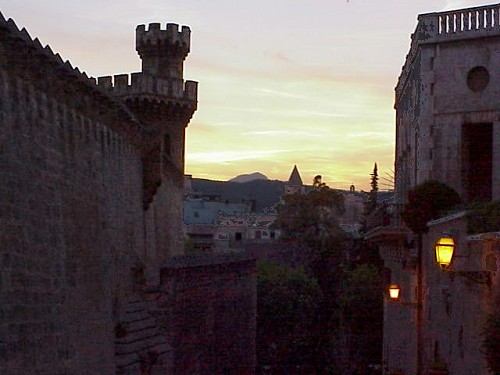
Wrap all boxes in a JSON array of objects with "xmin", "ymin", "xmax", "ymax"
[
  {"xmin": 485, "ymin": 8, "xmax": 490, "ymax": 29},
  {"xmin": 438, "ymin": 14, "xmax": 445, "ymax": 34}
]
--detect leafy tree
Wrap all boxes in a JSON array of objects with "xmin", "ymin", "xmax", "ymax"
[
  {"xmin": 276, "ymin": 186, "xmax": 345, "ymax": 247},
  {"xmin": 340, "ymin": 264, "xmax": 383, "ymax": 368},
  {"xmin": 273, "ymin": 182, "xmax": 350, "ymax": 373},
  {"xmin": 256, "ymin": 260, "xmax": 322, "ymax": 373},
  {"xmin": 402, "ymin": 180, "xmax": 462, "ymax": 235},
  {"xmin": 313, "ymin": 175, "xmax": 326, "ymax": 189},
  {"xmin": 365, "ymin": 162, "xmax": 379, "ymax": 215}
]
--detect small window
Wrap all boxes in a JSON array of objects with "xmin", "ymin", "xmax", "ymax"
[
  {"xmin": 467, "ymin": 66, "xmax": 489, "ymax": 92},
  {"xmin": 255, "ymin": 231, "xmax": 261, "ymax": 239},
  {"xmin": 235, "ymin": 232, "xmax": 242, "ymax": 241}
]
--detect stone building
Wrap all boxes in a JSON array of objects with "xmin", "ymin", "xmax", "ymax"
[
  {"xmin": 284, "ymin": 164, "xmax": 306, "ymax": 195},
  {"xmin": 0, "ymin": 14, "xmax": 256, "ymax": 374},
  {"xmin": 366, "ymin": 3, "xmax": 500, "ymax": 375}
]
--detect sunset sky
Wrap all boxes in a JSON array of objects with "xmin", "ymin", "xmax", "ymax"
[{"xmin": 2, "ymin": 0, "xmax": 491, "ymax": 190}]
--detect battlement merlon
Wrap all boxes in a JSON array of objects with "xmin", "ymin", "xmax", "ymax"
[
  {"xmin": 136, "ymin": 23, "xmax": 191, "ymax": 79},
  {"xmin": 136, "ymin": 23, "xmax": 190, "ymax": 51},
  {"xmin": 97, "ymin": 73, "xmax": 198, "ymax": 102}
]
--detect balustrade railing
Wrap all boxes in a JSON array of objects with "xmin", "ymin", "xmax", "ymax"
[
  {"xmin": 420, "ymin": 3, "xmax": 500, "ymax": 38},
  {"xmin": 397, "ymin": 4, "xmax": 500, "ymax": 100}
]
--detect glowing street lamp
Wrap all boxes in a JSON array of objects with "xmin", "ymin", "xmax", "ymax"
[
  {"xmin": 434, "ymin": 236, "xmax": 455, "ymax": 270},
  {"xmin": 434, "ymin": 235, "xmax": 491, "ymax": 285},
  {"xmin": 388, "ymin": 284, "xmax": 401, "ymax": 300},
  {"xmin": 387, "ymin": 283, "xmax": 421, "ymax": 308}
]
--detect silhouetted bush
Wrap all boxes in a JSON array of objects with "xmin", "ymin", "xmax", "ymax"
[
  {"xmin": 402, "ymin": 180, "xmax": 461, "ymax": 235},
  {"xmin": 467, "ymin": 201, "xmax": 500, "ymax": 234}
]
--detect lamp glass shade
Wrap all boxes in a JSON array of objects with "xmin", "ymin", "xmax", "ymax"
[
  {"xmin": 389, "ymin": 284, "xmax": 400, "ymax": 300},
  {"xmin": 435, "ymin": 236, "xmax": 455, "ymax": 269}
]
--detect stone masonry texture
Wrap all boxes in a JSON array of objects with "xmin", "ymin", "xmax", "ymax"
[{"xmin": 0, "ymin": 14, "xmax": 256, "ymax": 375}]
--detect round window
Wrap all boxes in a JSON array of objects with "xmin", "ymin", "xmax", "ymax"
[{"xmin": 467, "ymin": 66, "xmax": 489, "ymax": 92}]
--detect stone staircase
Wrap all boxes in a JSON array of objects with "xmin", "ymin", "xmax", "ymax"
[{"xmin": 115, "ymin": 295, "xmax": 171, "ymax": 374}]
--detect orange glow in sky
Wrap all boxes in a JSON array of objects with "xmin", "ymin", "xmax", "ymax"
[{"xmin": 2, "ymin": 0, "xmax": 490, "ymax": 190}]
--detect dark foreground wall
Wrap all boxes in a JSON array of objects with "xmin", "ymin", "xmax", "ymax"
[
  {"xmin": 158, "ymin": 253, "xmax": 257, "ymax": 375},
  {"xmin": 0, "ymin": 13, "xmax": 256, "ymax": 375},
  {"xmin": 0, "ymin": 17, "xmax": 145, "ymax": 374}
]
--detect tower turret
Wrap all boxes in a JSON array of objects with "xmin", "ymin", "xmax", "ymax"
[
  {"xmin": 136, "ymin": 23, "xmax": 190, "ymax": 79},
  {"xmin": 97, "ymin": 23, "xmax": 198, "ymax": 211}
]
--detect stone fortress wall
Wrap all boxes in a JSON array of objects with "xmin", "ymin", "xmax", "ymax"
[{"xmin": 0, "ymin": 13, "xmax": 256, "ymax": 375}]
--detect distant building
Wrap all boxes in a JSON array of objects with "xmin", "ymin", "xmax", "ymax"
[
  {"xmin": 216, "ymin": 213, "xmax": 280, "ymax": 250},
  {"xmin": 284, "ymin": 164, "xmax": 306, "ymax": 195},
  {"xmin": 183, "ymin": 177, "xmax": 280, "ymax": 251},
  {"xmin": 184, "ymin": 197, "xmax": 252, "ymax": 225},
  {"xmin": 183, "ymin": 196, "xmax": 253, "ymax": 251},
  {"xmin": 341, "ymin": 188, "xmax": 365, "ymax": 225}
]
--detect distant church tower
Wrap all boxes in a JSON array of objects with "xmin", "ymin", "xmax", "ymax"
[{"xmin": 285, "ymin": 165, "xmax": 306, "ymax": 195}]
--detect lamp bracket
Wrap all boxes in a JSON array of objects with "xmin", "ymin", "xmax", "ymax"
[
  {"xmin": 400, "ymin": 302, "xmax": 422, "ymax": 309},
  {"xmin": 446, "ymin": 270, "xmax": 491, "ymax": 285},
  {"xmin": 389, "ymin": 299, "xmax": 422, "ymax": 309}
]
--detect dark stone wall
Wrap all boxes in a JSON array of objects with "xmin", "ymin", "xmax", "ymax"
[
  {"xmin": 0, "ymin": 39, "xmax": 145, "ymax": 373},
  {"xmin": 0, "ymin": 17, "xmax": 256, "ymax": 375},
  {"xmin": 158, "ymin": 253, "xmax": 257, "ymax": 375}
]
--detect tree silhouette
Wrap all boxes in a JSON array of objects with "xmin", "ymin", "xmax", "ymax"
[
  {"xmin": 402, "ymin": 180, "xmax": 461, "ymax": 235},
  {"xmin": 365, "ymin": 162, "xmax": 379, "ymax": 215}
]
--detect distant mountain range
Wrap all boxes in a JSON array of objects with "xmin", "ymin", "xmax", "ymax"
[
  {"xmin": 229, "ymin": 172, "xmax": 269, "ymax": 183},
  {"xmin": 189, "ymin": 174, "xmax": 391, "ymax": 213},
  {"xmin": 191, "ymin": 178, "xmax": 284, "ymax": 212}
]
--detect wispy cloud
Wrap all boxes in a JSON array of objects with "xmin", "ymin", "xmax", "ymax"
[
  {"xmin": 187, "ymin": 149, "xmax": 290, "ymax": 164},
  {"xmin": 242, "ymin": 130, "xmax": 324, "ymax": 138},
  {"xmin": 256, "ymin": 88, "xmax": 307, "ymax": 99}
]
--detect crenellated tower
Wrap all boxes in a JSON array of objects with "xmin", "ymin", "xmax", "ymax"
[
  {"xmin": 136, "ymin": 22, "xmax": 190, "ymax": 80},
  {"xmin": 98, "ymin": 23, "xmax": 198, "ymax": 209},
  {"xmin": 98, "ymin": 23, "xmax": 198, "ymax": 263}
]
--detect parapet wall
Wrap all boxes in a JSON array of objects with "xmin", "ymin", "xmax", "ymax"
[
  {"xmin": 396, "ymin": 3, "xmax": 500, "ymax": 101},
  {"xmin": 97, "ymin": 72, "xmax": 198, "ymax": 101},
  {"xmin": 157, "ymin": 253, "xmax": 257, "ymax": 375},
  {"xmin": 136, "ymin": 23, "xmax": 191, "ymax": 51},
  {"xmin": 420, "ymin": 3, "xmax": 500, "ymax": 40}
]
